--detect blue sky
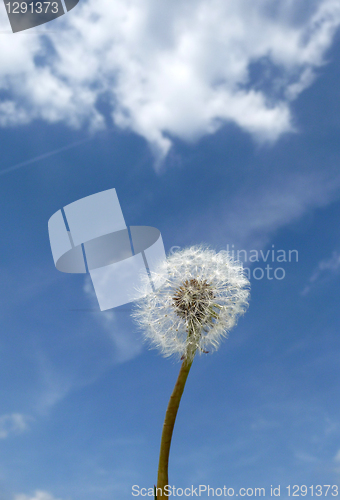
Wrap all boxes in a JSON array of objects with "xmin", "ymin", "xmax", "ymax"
[{"xmin": 1, "ymin": 1, "xmax": 340, "ymax": 499}]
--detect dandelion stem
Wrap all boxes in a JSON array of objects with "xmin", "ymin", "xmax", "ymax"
[{"xmin": 156, "ymin": 353, "xmax": 195, "ymax": 499}]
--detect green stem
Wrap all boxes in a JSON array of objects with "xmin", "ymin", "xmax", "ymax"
[{"xmin": 155, "ymin": 354, "xmax": 195, "ymax": 499}]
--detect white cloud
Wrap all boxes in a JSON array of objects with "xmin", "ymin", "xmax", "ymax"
[
  {"xmin": 14, "ymin": 491, "xmax": 63, "ymax": 500},
  {"xmin": 302, "ymin": 250, "xmax": 340, "ymax": 295},
  {"xmin": 0, "ymin": 0, "xmax": 340, "ymax": 159},
  {"xmin": 0, "ymin": 413, "xmax": 33, "ymax": 439}
]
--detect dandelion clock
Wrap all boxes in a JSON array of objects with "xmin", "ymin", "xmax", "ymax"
[{"xmin": 132, "ymin": 245, "xmax": 250, "ymax": 499}]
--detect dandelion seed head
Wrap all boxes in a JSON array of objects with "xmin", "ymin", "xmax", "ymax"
[{"xmin": 132, "ymin": 245, "xmax": 250, "ymax": 362}]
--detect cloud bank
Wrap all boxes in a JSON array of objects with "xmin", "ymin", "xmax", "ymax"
[{"xmin": 0, "ymin": 0, "xmax": 340, "ymax": 158}]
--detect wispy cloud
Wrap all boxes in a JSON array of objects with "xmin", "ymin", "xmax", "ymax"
[
  {"xmin": 186, "ymin": 168, "xmax": 340, "ymax": 251},
  {"xmin": 224, "ymin": 172, "xmax": 340, "ymax": 250},
  {"xmin": 33, "ymin": 361, "xmax": 76, "ymax": 416},
  {"xmin": 0, "ymin": 0, "xmax": 340, "ymax": 160},
  {"xmin": 302, "ymin": 251, "xmax": 340, "ymax": 295},
  {"xmin": 82, "ymin": 275, "xmax": 143, "ymax": 363},
  {"xmin": 332, "ymin": 448, "xmax": 340, "ymax": 475},
  {"xmin": 0, "ymin": 413, "xmax": 33, "ymax": 439},
  {"xmin": 14, "ymin": 491, "xmax": 63, "ymax": 500}
]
